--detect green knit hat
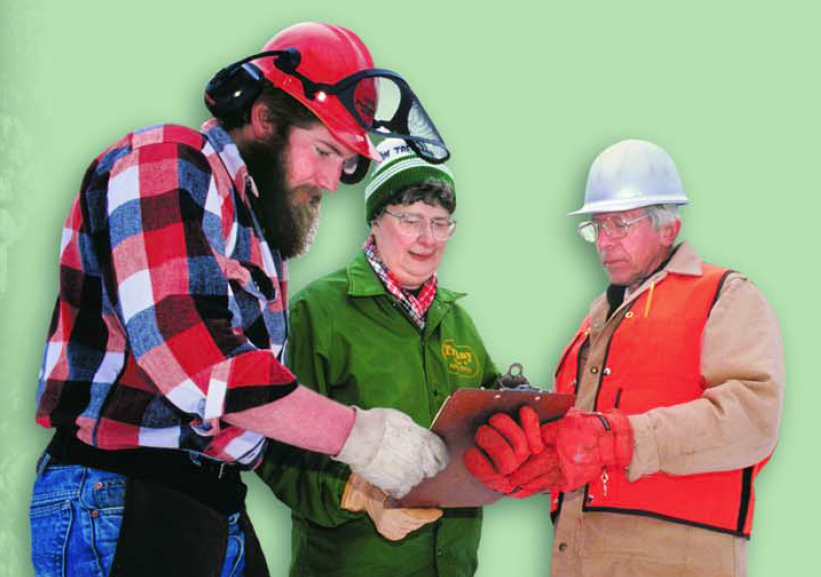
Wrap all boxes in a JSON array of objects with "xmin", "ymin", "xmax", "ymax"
[{"xmin": 364, "ymin": 138, "xmax": 455, "ymax": 223}]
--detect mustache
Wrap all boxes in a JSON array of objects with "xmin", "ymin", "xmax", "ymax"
[{"xmin": 295, "ymin": 185, "xmax": 323, "ymax": 206}]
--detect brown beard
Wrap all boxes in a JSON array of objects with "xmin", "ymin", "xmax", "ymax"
[
  {"xmin": 287, "ymin": 187, "xmax": 321, "ymax": 257},
  {"xmin": 241, "ymin": 133, "xmax": 321, "ymax": 259}
]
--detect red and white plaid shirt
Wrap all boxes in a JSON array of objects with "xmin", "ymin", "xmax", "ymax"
[{"xmin": 35, "ymin": 121, "xmax": 297, "ymax": 465}]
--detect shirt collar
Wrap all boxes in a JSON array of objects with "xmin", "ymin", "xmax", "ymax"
[
  {"xmin": 662, "ymin": 240, "xmax": 703, "ymax": 276},
  {"xmin": 624, "ymin": 240, "xmax": 703, "ymax": 294},
  {"xmin": 597, "ymin": 240, "xmax": 703, "ymax": 320},
  {"xmin": 345, "ymin": 251, "xmax": 464, "ymax": 303},
  {"xmin": 200, "ymin": 118, "xmax": 258, "ymax": 203}
]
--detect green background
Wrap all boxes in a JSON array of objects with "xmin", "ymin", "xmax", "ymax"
[{"xmin": 0, "ymin": 0, "xmax": 816, "ymax": 575}]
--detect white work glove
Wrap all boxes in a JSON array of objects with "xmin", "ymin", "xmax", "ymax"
[
  {"xmin": 333, "ymin": 407, "xmax": 448, "ymax": 498},
  {"xmin": 341, "ymin": 473, "xmax": 443, "ymax": 541}
]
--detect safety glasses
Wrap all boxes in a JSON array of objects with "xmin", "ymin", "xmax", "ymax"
[{"xmin": 577, "ymin": 213, "xmax": 651, "ymax": 243}]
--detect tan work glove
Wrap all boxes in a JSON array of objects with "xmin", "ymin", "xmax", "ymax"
[
  {"xmin": 333, "ymin": 407, "xmax": 449, "ymax": 498},
  {"xmin": 341, "ymin": 473, "xmax": 443, "ymax": 541}
]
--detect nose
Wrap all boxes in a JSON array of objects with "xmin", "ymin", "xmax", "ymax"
[
  {"xmin": 596, "ymin": 228, "xmax": 617, "ymax": 250},
  {"xmin": 316, "ymin": 159, "xmax": 343, "ymax": 193},
  {"xmin": 415, "ymin": 223, "xmax": 436, "ymax": 246}
]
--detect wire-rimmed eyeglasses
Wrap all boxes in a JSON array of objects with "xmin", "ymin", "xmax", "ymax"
[
  {"xmin": 383, "ymin": 210, "xmax": 457, "ymax": 241},
  {"xmin": 577, "ymin": 213, "xmax": 651, "ymax": 243}
]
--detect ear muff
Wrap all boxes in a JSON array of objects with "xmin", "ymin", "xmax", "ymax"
[
  {"xmin": 204, "ymin": 62, "xmax": 265, "ymax": 122},
  {"xmin": 205, "ymin": 48, "xmax": 374, "ymax": 186},
  {"xmin": 340, "ymin": 155, "xmax": 371, "ymax": 185}
]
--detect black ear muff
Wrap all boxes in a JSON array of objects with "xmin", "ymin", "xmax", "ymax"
[
  {"xmin": 340, "ymin": 155, "xmax": 371, "ymax": 185},
  {"xmin": 273, "ymin": 47, "xmax": 301, "ymax": 74},
  {"xmin": 204, "ymin": 62, "xmax": 265, "ymax": 121}
]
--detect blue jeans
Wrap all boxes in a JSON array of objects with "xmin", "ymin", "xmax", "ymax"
[{"xmin": 30, "ymin": 459, "xmax": 246, "ymax": 577}]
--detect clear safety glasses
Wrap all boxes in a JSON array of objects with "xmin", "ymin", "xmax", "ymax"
[{"xmin": 577, "ymin": 213, "xmax": 651, "ymax": 243}]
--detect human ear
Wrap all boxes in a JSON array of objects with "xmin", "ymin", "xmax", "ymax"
[
  {"xmin": 660, "ymin": 219, "xmax": 682, "ymax": 247},
  {"xmin": 249, "ymin": 101, "xmax": 276, "ymax": 138}
]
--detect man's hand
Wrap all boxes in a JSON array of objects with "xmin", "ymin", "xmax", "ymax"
[
  {"xmin": 507, "ymin": 448, "xmax": 564, "ymax": 498},
  {"xmin": 543, "ymin": 407, "xmax": 634, "ymax": 492},
  {"xmin": 333, "ymin": 407, "xmax": 448, "ymax": 499},
  {"xmin": 463, "ymin": 406, "xmax": 559, "ymax": 497},
  {"xmin": 341, "ymin": 474, "xmax": 442, "ymax": 541}
]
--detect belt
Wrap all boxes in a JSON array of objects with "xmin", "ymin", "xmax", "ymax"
[{"xmin": 46, "ymin": 428, "xmax": 249, "ymax": 514}]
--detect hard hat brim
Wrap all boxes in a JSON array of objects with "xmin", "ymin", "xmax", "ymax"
[{"xmin": 567, "ymin": 197, "xmax": 690, "ymax": 216}]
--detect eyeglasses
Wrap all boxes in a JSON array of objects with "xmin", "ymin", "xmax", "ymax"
[
  {"xmin": 247, "ymin": 49, "xmax": 449, "ymax": 165},
  {"xmin": 383, "ymin": 210, "xmax": 457, "ymax": 241},
  {"xmin": 577, "ymin": 213, "xmax": 651, "ymax": 243}
]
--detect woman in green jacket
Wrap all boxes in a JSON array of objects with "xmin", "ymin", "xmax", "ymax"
[{"xmin": 257, "ymin": 138, "xmax": 498, "ymax": 577}]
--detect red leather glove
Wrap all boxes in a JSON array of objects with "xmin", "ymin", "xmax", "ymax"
[
  {"xmin": 463, "ymin": 405, "xmax": 561, "ymax": 499},
  {"xmin": 463, "ymin": 406, "xmax": 542, "ymax": 494},
  {"xmin": 499, "ymin": 406, "xmax": 563, "ymax": 498},
  {"xmin": 507, "ymin": 448, "xmax": 563, "ymax": 498},
  {"xmin": 543, "ymin": 407, "xmax": 634, "ymax": 492}
]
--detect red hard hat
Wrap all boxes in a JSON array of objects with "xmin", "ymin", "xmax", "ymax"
[{"xmin": 253, "ymin": 22, "xmax": 380, "ymax": 161}]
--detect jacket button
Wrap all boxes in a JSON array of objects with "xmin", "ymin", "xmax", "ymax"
[
  {"xmin": 590, "ymin": 366, "xmax": 599, "ymax": 374},
  {"xmin": 625, "ymin": 311, "xmax": 635, "ymax": 319},
  {"xmin": 558, "ymin": 543, "xmax": 568, "ymax": 552}
]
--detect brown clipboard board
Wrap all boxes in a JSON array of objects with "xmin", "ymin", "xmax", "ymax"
[{"xmin": 388, "ymin": 388, "xmax": 575, "ymax": 509}]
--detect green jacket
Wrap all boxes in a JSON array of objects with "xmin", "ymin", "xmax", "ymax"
[{"xmin": 257, "ymin": 252, "xmax": 498, "ymax": 577}]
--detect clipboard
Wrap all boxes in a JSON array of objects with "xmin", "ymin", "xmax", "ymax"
[{"xmin": 389, "ymin": 387, "xmax": 575, "ymax": 509}]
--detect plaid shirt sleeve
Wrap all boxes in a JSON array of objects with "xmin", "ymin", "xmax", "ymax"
[{"xmin": 37, "ymin": 124, "xmax": 297, "ymax": 460}]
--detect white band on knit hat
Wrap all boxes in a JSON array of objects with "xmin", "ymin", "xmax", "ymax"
[{"xmin": 364, "ymin": 138, "xmax": 455, "ymax": 222}]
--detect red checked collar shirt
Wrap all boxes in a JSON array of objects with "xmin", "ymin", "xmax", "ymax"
[{"xmin": 35, "ymin": 121, "xmax": 298, "ymax": 466}]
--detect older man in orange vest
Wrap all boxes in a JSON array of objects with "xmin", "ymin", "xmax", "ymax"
[{"xmin": 465, "ymin": 139, "xmax": 785, "ymax": 577}]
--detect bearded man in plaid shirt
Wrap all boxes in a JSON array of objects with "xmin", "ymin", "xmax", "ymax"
[{"xmin": 29, "ymin": 22, "xmax": 452, "ymax": 577}]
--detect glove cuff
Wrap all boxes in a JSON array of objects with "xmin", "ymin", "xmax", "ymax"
[
  {"xmin": 333, "ymin": 406, "xmax": 384, "ymax": 471},
  {"xmin": 603, "ymin": 410, "xmax": 634, "ymax": 469},
  {"xmin": 341, "ymin": 473, "xmax": 384, "ymax": 512}
]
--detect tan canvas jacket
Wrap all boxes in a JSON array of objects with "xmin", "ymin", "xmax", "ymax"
[{"xmin": 551, "ymin": 241, "xmax": 785, "ymax": 577}]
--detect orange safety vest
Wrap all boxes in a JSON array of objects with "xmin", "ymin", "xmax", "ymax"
[{"xmin": 552, "ymin": 263, "xmax": 768, "ymax": 538}]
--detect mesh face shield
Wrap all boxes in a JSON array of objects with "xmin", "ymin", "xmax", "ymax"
[
  {"xmin": 260, "ymin": 48, "xmax": 450, "ymax": 177},
  {"xmin": 331, "ymin": 69, "xmax": 450, "ymax": 164}
]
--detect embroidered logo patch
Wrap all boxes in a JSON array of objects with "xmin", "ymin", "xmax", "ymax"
[{"xmin": 442, "ymin": 339, "xmax": 480, "ymax": 378}]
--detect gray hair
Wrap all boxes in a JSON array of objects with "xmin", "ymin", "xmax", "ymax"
[
  {"xmin": 646, "ymin": 204, "xmax": 681, "ymax": 229},
  {"xmin": 370, "ymin": 181, "xmax": 456, "ymax": 223}
]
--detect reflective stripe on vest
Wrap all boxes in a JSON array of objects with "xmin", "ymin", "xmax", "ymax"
[{"xmin": 551, "ymin": 263, "xmax": 766, "ymax": 538}]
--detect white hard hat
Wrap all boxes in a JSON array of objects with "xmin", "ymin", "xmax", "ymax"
[{"xmin": 569, "ymin": 139, "xmax": 690, "ymax": 215}]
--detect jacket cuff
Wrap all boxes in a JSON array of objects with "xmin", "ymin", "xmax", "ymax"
[{"xmin": 626, "ymin": 413, "xmax": 661, "ymax": 481}]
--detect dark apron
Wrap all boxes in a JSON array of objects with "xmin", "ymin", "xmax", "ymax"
[{"xmin": 46, "ymin": 429, "xmax": 270, "ymax": 577}]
